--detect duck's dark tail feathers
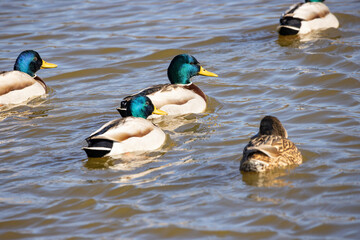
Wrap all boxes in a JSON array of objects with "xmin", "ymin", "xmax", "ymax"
[
  {"xmin": 82, "ymin": 138, "xmax": 113, "ymax": 158},
  {"xmin": 278, "ymin": 17, "xmax": 301, "ymax": 35}
]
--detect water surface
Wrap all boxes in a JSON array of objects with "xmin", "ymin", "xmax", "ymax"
[{"xmin": 0, "ymin": 0, "xmax": 360, "ymax": 239}]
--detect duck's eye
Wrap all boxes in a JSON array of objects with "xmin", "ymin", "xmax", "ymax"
[
  {"xmin": 145, "ymin": 101, "xmax": 150, "ymax": 105},
  {"xmin": 33, "ymin": 57, "xmax": 38, "ymax": 62}
]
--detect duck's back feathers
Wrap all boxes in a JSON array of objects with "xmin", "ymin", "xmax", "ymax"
[
  {"xmin": 83, "ymin": 117, "xmax": 166, "ymax": 157},
  {"xmin": 0, "ymin": 71, "xmax": 46, "ymax": 105},
  {"xmin": 291, "ymin": 2, "xmax": 329, "ymax": 20},
  {"xmin": 278, "ymin": 2, "xmax": 339, "ymax": 35},
  {"xmin": 118, "ymin": 83, "xmax": 207, "ymax": 117},
  {"xmin": 88, "ymin": 118, "xmax": 154, "ymax": 142},
  {"xmin": 240, "ymin": 135, "xmax": 302, "ymax": 172}
]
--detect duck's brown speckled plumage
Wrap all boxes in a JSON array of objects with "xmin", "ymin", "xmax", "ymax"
[{"xmin": 240, "ymin": 116, "xmax": 302, "ymax": 172}]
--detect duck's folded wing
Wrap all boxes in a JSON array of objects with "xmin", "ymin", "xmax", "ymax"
[
  {"xmin": 246, "ymin": 145, "xmax": 279, "ymax": 158},
  {"xmin": 122, "ymin": 84, "xmax": 168, "ymax": 102},
  {"xmin": 148, "ymin": 84, "xmax": 202, "ymax": 107},
  {"xmin": 87, "ymin": 117, "xmax": 155, "ymax": 143},
  {"xmin": 245, "ymin": 136, "xmax": 284, "ymax": 158},
  {"xmin": 286, "ymin": 2, "xmax": 330, "ymax": 21},
  {"xmin": 245, "ymin": 136, "xmax": 302, "ymax": 164}
]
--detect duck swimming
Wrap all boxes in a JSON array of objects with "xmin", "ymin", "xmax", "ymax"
[
  {"xmin": 240, "ymin": 116, "xmax": 302, "ymax": 172},
  {"xmin": 277, "ymin": 0, "xmax": 339, "ymax": 36},
  {"xmin": 117, "ymin": 54, "xmax": 218, "ymax": 118},
  {"xmin": 0, "ymin": 50, "xmax": 57, "ymax": 105},
  {"xmin": 83, "ymin": 95, "xmax": 167, "ymax": 158}
]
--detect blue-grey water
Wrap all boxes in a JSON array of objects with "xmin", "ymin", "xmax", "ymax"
[{"xmin": 0, "ymin": 0, "xmax": 359, "ymax": 239}]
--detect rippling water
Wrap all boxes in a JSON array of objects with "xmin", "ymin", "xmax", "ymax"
[{"xmin": 1, "ymin": 0, "xmax": 360, "ymax": 239}]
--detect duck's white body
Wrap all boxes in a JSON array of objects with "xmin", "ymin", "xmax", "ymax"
[
  {"xmin": 119, "ymin": 83, "xmax": 207, "ymax": 118},
  {"xmin": 146, "ymin": 83, "xmax": 207, "ymax": 115},
  {"xmin": 83, "ymin": 117, "xmax": 166, "ymax": 157},
  {"xmin": 0, "ymin": 71, "xmax": 47, "ymax": 105},
  {"xmin": 278, "ymin": 2, "xmax": 339, "ymax": 35}
]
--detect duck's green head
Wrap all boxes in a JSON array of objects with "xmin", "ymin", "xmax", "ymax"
[
  {"xmin": 259, "ymin": 116, "xmax": 288, "ymax": 138},
  {"xmin": 167, "ymin": 54, "xmax": 218, "ymax": 84},
  {"xmin": 305, "ymin": 0, "xmax": 324, "ymax": 2},
  {"xmin": 14, "ymin": 50, "xmax": 57, "ymax": 77},
  {"xmin": 126, "ymin": 95, "xmax": 167, "ymax": 119}
]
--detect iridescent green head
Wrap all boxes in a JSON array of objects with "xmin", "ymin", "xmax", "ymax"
[
  {"xmin": 305, "ymin": 0, "xmax": 324, "ymax": 2},
  {"xmin": 14, "ymin": 50, "xmax": 57, "ymax": 77},
  {"xmin": 126, "ymin": 95, "xmax": 167, "ymax": 119},
  {"xmin": 167, "ymin": 54, "xmax": 218, "ymax": 84}
]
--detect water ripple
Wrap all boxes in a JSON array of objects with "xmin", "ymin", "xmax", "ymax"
[{"xmin": 1, "ymin": 0, "xmax": 360, "ymax": 239}]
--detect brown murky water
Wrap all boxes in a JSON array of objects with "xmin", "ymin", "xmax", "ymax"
[{"xmin": 1, "ymin": 0, "xmax": 359, "ymax": 239}]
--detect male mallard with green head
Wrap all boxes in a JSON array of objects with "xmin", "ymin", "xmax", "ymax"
[
  {"xmin": 240, "ymin": 116, "xmax": 302, "ymax": 172},
  {"xmin": 83, "ymin": 95, "xmax": 167, "ymax": 158},
  {"xmin": 0, "ymin": 50, "xmax": 57, "ymax": 105},
  {"xmin": 117, "ymin": 54, "xmax": 218, "ymax": 118},
  {"xmin": 277, "ymin": 0, "xmax": 339, "ymax": 35}
]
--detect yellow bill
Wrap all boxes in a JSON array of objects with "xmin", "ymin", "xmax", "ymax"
[
  {"xmin": 41, "ymin": 59, "xmax": 58, "ymax": 69},
  {"xmin": 153, "ymin": 106, "xmax": 168, "ymax": 115},
  {"xmin": 198, "ymin": 66, "xmax": 218, "ymax": 77}
]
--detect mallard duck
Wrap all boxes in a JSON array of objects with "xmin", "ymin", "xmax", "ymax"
[
  {"xmin": 0, "ymin": 50, "xmax": 57, "ymax": 105},
  {"xmin": 277, "ymin": 0, "xmax": 339, "ymax": 35},
  {"xmin": 83, "ymin": 95, "xmax": 167, "ymax": 158},
  {"xmin": 117, "ymin": 54, "xmax": 218, "ymax": 118},
  {"xmin": 240, "ymin": 116, "xmax": 302, "ymax": 172}
]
